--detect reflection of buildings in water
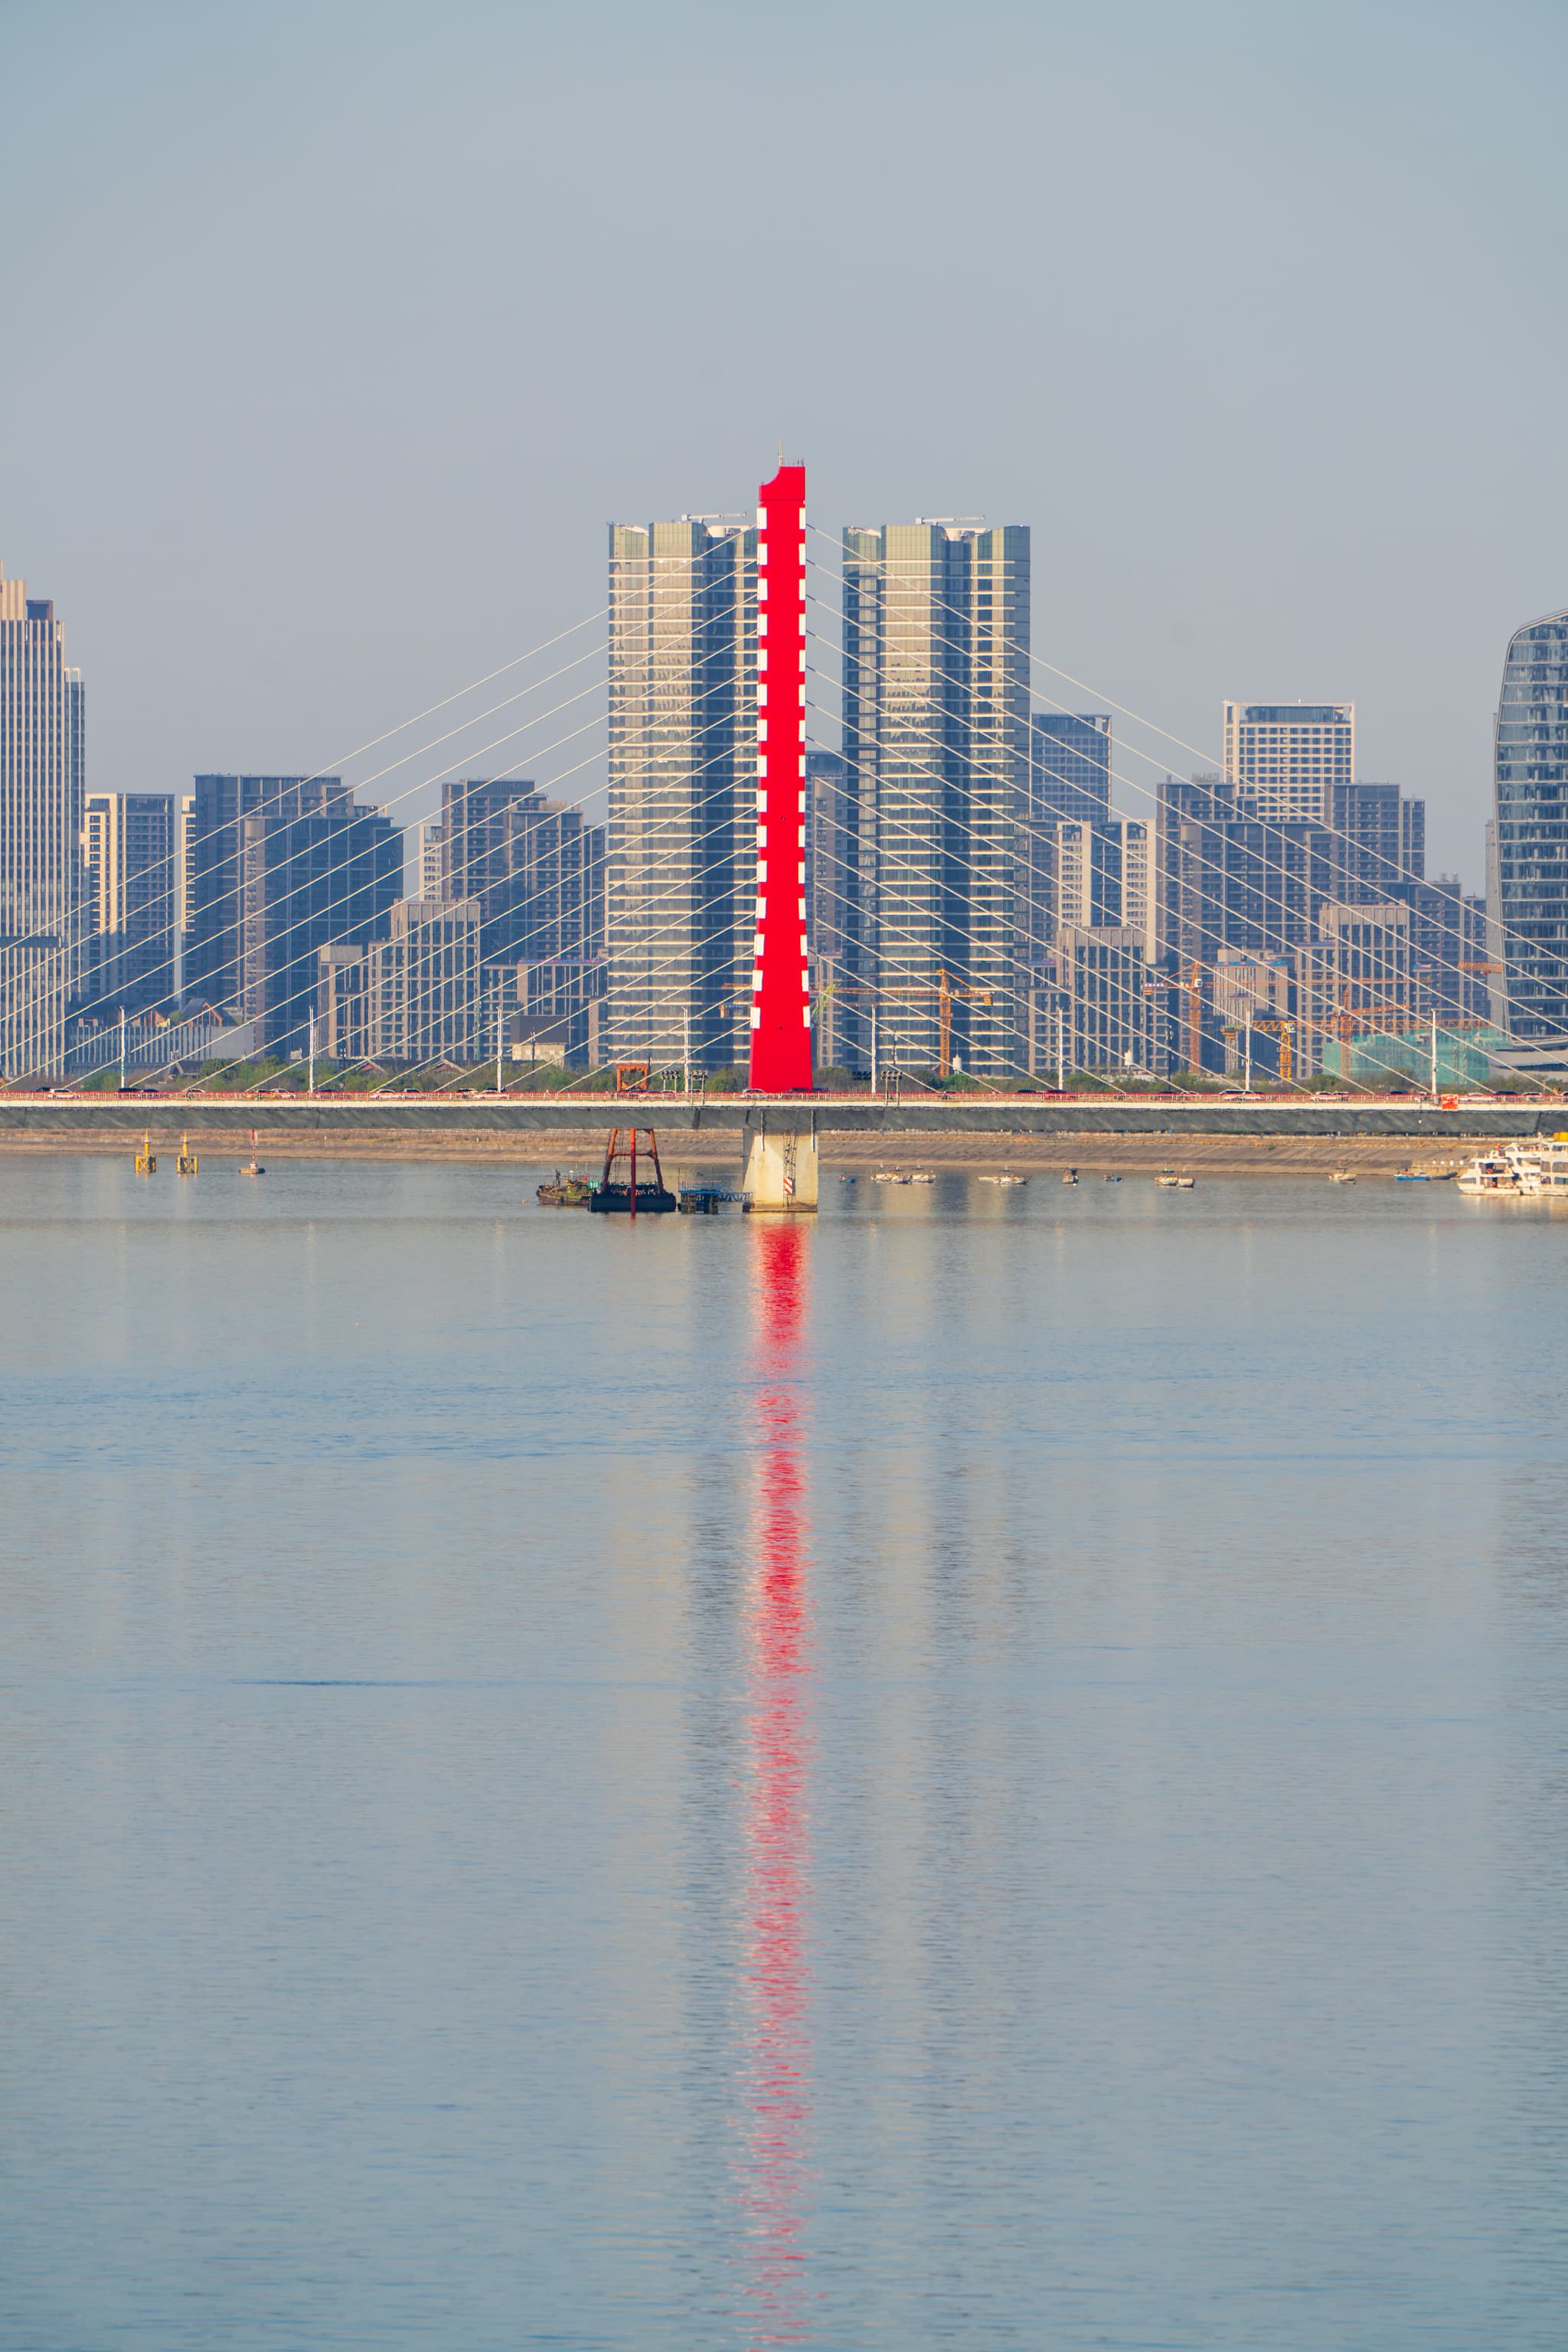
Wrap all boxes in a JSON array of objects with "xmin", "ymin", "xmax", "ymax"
[{"xmin": 737, "ymin": 1219, "xmax": 813, "ymax": 2344}]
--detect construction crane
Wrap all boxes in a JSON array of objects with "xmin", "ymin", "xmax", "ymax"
[
  {"xmin": 818, "ymin": 970, "xmax": 992, "ymax": 1080},
  {"xmin": 1312, "ymin": 993, "xmax": 1413, "ymax": 1085},
  {"xmin": 1183, "ymin": 961, "xmax": 1204, "ymax": 1077},
  {"xmin": 1252, "ymin": 1018, "xmax": 1295, "ymax": 1083}
]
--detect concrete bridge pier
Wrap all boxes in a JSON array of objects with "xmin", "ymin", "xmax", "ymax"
[{"xmin": 741, "ymin": 1107, "xmax": 818, "ymax": 1214}]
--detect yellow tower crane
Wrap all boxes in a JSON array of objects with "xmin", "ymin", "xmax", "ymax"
[{"xmin": 819, "ymin": 971, "xmax": 993, "ymax": 1081}]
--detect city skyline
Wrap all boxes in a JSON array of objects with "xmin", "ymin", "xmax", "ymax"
[{"xmin": 0, "ymin": 526, "xmax": 1545, "ymax": 1086}]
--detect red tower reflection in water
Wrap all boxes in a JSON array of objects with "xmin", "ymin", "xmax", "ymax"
[{"xmin": 736, "ymin": 1217, "xmax": 813, "ymax": 2345}]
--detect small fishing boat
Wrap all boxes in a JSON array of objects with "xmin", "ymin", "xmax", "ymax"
[
  {"xmin": 1395, "ymin": 1166, "xmax": 1454, "ymax": 1182},
  {"xmin": 537, "ymin": 1171, "xmax": 593, "ymax": 1207},
  {"xmin": 908, "ymin": 1171, "xmax": 935, "ymax": 1184},
  {"xmin": 1328, "ymin": 1171, "xmax": 1356, "ymax": 1184},
  {"xmin": 1155, "ymin": 1169, "xmax": 1194, "ymax": 1189},
  {"xmin": 979, "ymin": 1172, "xmax": 1027, "ymax": 1187},
  {"xmin": 1061, "ymin": 1168, "xmax": 1078, "ymax": 1185}
]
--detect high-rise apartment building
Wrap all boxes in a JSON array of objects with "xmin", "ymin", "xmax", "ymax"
[
  {"xmin": 805, "ymin": 748, "xmax": 867, "ymax": 1068},
  {"xmin": 507, "ymin": 956, "xmax": 606, "ymax": 1067},
  {"xmin": 805, "ymin": 750, "xmax": 858, "ymax": 963},
  {"xmin": 417, "ymin": 819, "xmax": 444, "ymax": 902},
  {"xmin": 83, "ymin": 792, "xmax": 178, "ymax": 1012},
  {"xmin": 185, "ymin": 775, "xmax": 402, "ymax": 1052},
  {"xmin": 1402, "ymin": 877, "xmax": 1489, "ymax": 1023},
  {"xmin": 1223, "ymin": 701, "xmax": 1354, "ymax": 825},
  {"xmin": 1296, "ymin": 900, "xmax": 1414, "ymax": 1074},
  {"xmin": 606, "ymin": 518, "xmax": 756, "ymax": 1070},
  {"xmin": 318, "ymin": 897, "xmax": 481, "ymax": 1067},
  {"xmin": 843, "ymin": 521, "xmax": 1030, "ymax": 1078},
  {"xmin": 1331, "ymin": 780, "xmax": 1424, "ymax": 895},
  {"xmin": 1052, "ymin": 926, "xmax": 1158, "ymax": 1076},
  {"xmin": 1016, "ymin": 714, "xmax": 1112, "ymax": 973},
  {"xmin": 437, "ymin": 779, "xmax": 607, "ymax": 1073},
  {"xmin": 1490, "ymin": 606, "xmax": 1568, "ymax": 1040},
  {"xmin": 1400, "ymin": 796, "xmax": 1426, "ymax": 883},
  {"xmin": 1158, "ymin": 774, "xmax": 1338, "ymax": 970},
  {"xmin": 446, "ymin": 780, "xmax": 606, "ymax": 964},
  {"xmin": 1031, "ymin": 714, "xmax": 1111, "ymax": 826},
  {"xmin": 439, "ymin": 780, "xmax": 524, "ymax": 942},
  {"xmin": 0, "ymin": 562, "xmax": 85, "ymax": 1076},
  {"xmin": 316, "ymin": 941, "xmax": 368, "ymax": 1063},
  {"xmin": 440, "ymin": 779, "xmax": 604, "ymax": 969},
  {"xmin": 1054, "ymin": 819, "xmax": 1156, "ymax": 957}
]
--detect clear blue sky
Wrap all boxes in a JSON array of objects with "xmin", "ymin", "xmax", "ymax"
[{"xmin": 4, "ymin": 0, "xmax": 1563, "ymax": 877}]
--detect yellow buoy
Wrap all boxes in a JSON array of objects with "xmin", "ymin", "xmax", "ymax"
[
  {"xmin": 134, "ymin": 1129, "xmax": 157, "ymax": 1175},
  {"xmin": 177, "ymin": 1132, "xmax": 198, "ymax": 1176}
]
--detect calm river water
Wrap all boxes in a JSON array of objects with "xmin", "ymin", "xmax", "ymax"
[{"xmin": 3, "ymin": 1153, "xmax": 1567, "ymax": 2350}]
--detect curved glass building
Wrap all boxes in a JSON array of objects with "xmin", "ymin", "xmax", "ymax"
[{"xmin": 1492, "ymin": 606, "xmax": 1568, "ymax": 1040}]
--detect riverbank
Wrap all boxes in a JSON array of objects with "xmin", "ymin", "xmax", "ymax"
[{"xmin": 0, "ymin": 1125, "xmax": 1491, "ymax": 1174}]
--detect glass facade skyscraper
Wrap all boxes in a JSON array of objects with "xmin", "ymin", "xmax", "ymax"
[
  {"xmin": 1491, "ymin": 607, "xmax": 1568, "ymax": 1041},
  {"xmin": 0, "ymin": 561, "xmax": 84, "ymax": 1075},
  {"xmin": 843, "ymin": 521, "xmax": 1030, "ymax": 1078},
  {"xmin": 606, "ymin": 518, "xmax": 755, "ymax": 1070},
  {"xmin": 1031, "ymin": 714, "xmax": 1111, "ymax": 828}
]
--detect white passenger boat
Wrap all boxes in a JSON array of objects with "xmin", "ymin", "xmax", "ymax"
[
  {"xmin": 1457, "ymin": 1138, "xmax": 1568, "ymax": 1198},
  {"xmin": 1457, "ymin": 1151, "xmax": 1523, "ymax": 1195}
]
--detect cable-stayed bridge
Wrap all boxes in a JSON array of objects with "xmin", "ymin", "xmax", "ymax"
[{"xmin": 18, "ymin": 457, "xmax": 1563, "ymax": 1171}]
